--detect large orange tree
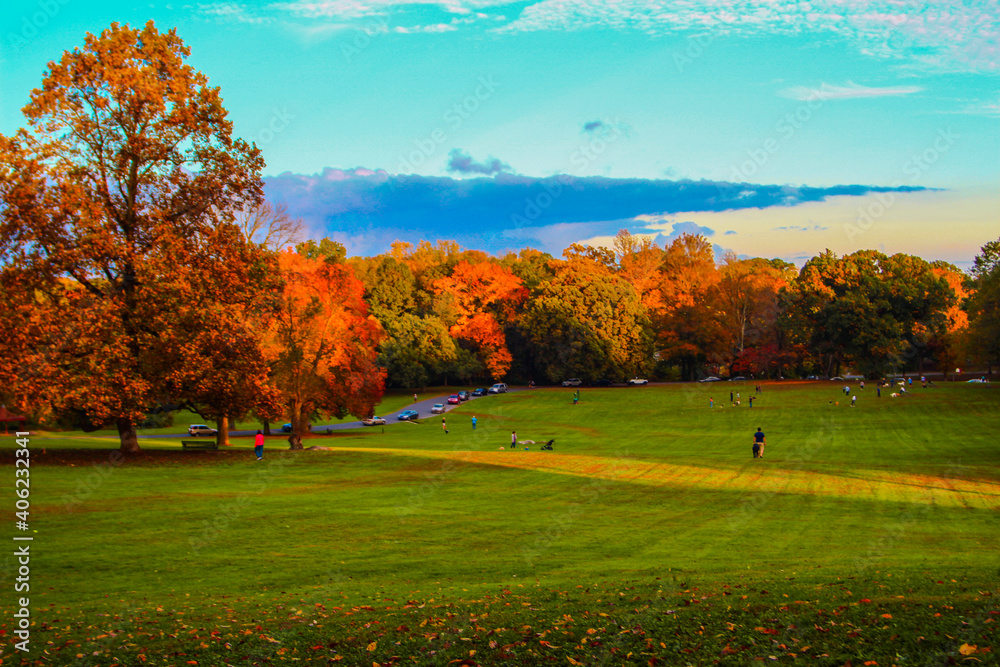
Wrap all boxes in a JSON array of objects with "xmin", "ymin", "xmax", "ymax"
[
  {"xmin": 266, "ymin": 245, "xmax": 385, "ymax": 449},
  {"xmin": 0, "ymin": 22, "xmax": 276, "ymax": 451}
]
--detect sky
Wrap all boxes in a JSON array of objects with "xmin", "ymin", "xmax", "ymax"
[{"xmin": 1, "ymin": 0, "xmax": 997, "ymax": 268}]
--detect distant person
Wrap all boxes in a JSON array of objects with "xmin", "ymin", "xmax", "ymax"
[
  {"xmin": 877, "ymin": 385, "xmax": 881, "ymax": 398},
  {"xmin": 730, "ymin": 391, "xmax": 734, "ymax": 403},
  {"xmin": 511, "ymin": 431, "xmax": 517, "ymax": 449},
  {"xmin": 860, "ymin": 381, "xmax": 865, "ymax": 390},
  {"xmin": 709, "ymin": 397, "xmax": 714, "ymax": 408},
  {"xmin": 471, "ymin": 415, "xmax": 477, "ymax": 430},
  {"xmin": 851, "ymin": 395, "xmax": 857, "ymax": 407},
  {"xmin": 753, "ymin": 428, "xmax": 766, "ymax": 458},
  {"xmin": 442, "ymin": 417, "xmax": 448, "ymax": 434},
  {"xmin": 749, "ymin": 395, "xmax": 754, "ymax": 408},
  {"xmin": 413, "ymin": 393, "xmax": 418, "ymax": 403},
  {"xmin": 254, "ymin": 430, "xmax": 264, "ymax": 461}
]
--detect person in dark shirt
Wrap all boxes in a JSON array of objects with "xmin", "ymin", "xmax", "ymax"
[{"xmin": 753, "ymin": 428, "xmax": 766, "ymax": 458}]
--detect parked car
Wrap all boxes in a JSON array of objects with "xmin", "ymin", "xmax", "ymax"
[
  {"xmin": 591, "ymin": 378, "xmax": 612, "ymax": 387},
  {"xmin": 397, "ymin": 410, "xmax": 419, "ymax": 421},
  {"xmin": 280, "ymin": 423, "xmax": 293, "ymax": 433},
  {"xmin": 188, "ymin": 424, "xmax": 218, "ymax": 436},
  {"xmin": 967, "ymin": 378, "xmax": 988, "ymax": 383},
  {"xmin": 627, "ymin": 377, "xmax": 649, "ymax": 385},
  {"xmin": 830, "ymin": 376, "xmax": 845, "ymax": 381},
  {"xmin": 458, "ymin": 390, "xmax": 470, "ymax": 401},
  {"xmin": 447, "ymin": 394, "xmax": 461, "ymax": 404},
  {"xmin": 361, "ymin": 416, "xmax": 386, "ymax": 426},
  {"xmin": 561, "ymin": 378, "xmax": 583, "ymax": 387},
  {"xmin": 730, "ymin": 376, "xmax": 747, "ymax": 381},
  {"xmin": 430, "ymin": 403, "xmax": 446, "ymax": 414},
  {"xmin": 472, "ymin": 388, "xmax": 488, "ymax": 397},
  {"xmin": 488, "ymin": 383, "xmax": 508, "ymax": 394},
  {"xmin": 698, "ymin": 376, "xmax": 721, "ymax": 383}
]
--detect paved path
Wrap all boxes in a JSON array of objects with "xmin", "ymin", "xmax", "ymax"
[{"xmin": 144, "ymin": 387, "xmax": 517, "ymax": 439}]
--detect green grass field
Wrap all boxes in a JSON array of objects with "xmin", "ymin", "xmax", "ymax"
[{"xmin": 2, "ymin": 381, "xmax": 998, "ymax": 666}]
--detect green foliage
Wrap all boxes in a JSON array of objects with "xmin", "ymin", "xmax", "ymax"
[
  {"xmin": 521, "ymin": 265, "xmax": 651, "ymax": 382},
  {"xmin": 966, "ymin": 237, "xmax": 1000, "ymax": 364}
]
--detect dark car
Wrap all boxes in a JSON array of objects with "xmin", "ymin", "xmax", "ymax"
[
  {"xmin": 458, "ymin": 390, "xmax": 470, "ymax": 401},
  {"xmin": 280, "ymin": 423, "xmax": 293, "ymax": 433},
  {"xmin": 397, "ymin": 410, "xmax": 419, "ymax": 421},
  {"xmin": 591, "ymin": 378, "xmax": 613, "ymax": 387},
  {"xmin": 472, "ymin": 388, "xmax": 488, "ymax": 397}
]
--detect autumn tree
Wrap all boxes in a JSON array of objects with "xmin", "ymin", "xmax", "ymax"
[
  {"xmin": 614, "ymin": 229, "xmax": 665, "ymax": 310},
  {"xmin": 235, "ymin": 200, "xmax": 304, "ymax": 251},
  {"xmin": 713, "ymin": 254, "xmax": 795, "ymax": 375},
  {"xmin": 653, "ymin": 234, "xmax": 725, "ymax": 379},
  {"xmin": 266, "ymin": 244, "xmax": 384, "ymax": 449},
  {"xmin": 521, "ymin": 262, "xmax": 651, "ymax": 382},
  {"xmin": 782, "ymin": 250, "xmax": 954, "ymax": 377},
  {"xmin": 0, "ymin": 22, "xmax": 275, "ymax": 451},
  {"xmin": 433, "ymin": 260, "xmax": 526, "ymax": 380},
  {"xmin": 964, "ymin": 238, "xmax": 1000, "ymax": 370}
]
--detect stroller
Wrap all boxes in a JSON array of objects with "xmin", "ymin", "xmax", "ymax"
[{"xmin": 541, "ymin": 439, "xmax": 554, "ymax": 450}]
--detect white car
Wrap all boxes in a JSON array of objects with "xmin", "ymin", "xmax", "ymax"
[
  {"xmin": 627, "ymin": 377, "xmax": 649, "ymax": 385},
  {"xmin": 561, "ymin": 378, "xmax": 582, "ymax": 386},
  {"xmin": 488, "ymin": 383, "xmax": 508, "ymax": 394},
  {"xmin": 187, "ymin": 424, "xmax": 217, "ymax": 436},
  {"xmin": 698, "ymin": 376, "xmax": 721, "ymax": 383},
  {"xmin": 361, "ymin": 416, "xmax": 386, "ymax": 426},
  {"xmin": 430, "ymin": 403, "xmax": 446, "ymax": 414}
]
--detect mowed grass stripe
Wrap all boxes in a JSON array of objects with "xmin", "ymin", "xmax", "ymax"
[{"xmin": 332, "ymin": 446, "xmax": 1000, "ymax": 508}]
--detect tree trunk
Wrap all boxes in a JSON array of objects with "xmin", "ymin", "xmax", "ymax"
[
  {"xmin": 117, "ymin": 417, "xmax": 141, "ymax": 453},
  {"xmin": 263, "ymin": 420, "xmax": 271, "ymax": 436},
  {"xmin": 288, "ymin": 401, "xmax": 304, "ymax": 450},
  {"xmin": 217, "ymin": 416, "xmax": 230, "ymax": 447}
]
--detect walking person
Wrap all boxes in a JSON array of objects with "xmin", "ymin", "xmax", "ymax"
[
  {"xmin": 851, "ymin": 394, "xmax": 857, "ymax": 407},
  {"xmin": 413, "ymin": 392, "xmax": 418, "ymax": 403},
  {"xmin": 709, "ymin": 397, "xmax": 714, "ymax": 408},
  {"xmin": 471, "ymin": 415, "xmax": 477, "ymax": 430},
  {"xmin": 749, "ymin": 395, "xmax": 754, "ymax": 408},
  {"xmin": 511, "ymin": 430, "xmax": 517, "ymax": 450},
  {"xmin": 877, "ymin": 385, "xmax": 881, "ymax": 397},
  {"xmin": 254, "ymin": 430, "xmax": 265, "ymax": 461},
  {"xmin": 442, "ymin": 417, "xmax": 448, "ymax": 434},
  {"xmin": 730, "ymin": 391, "xmax": 734, "ymax": 403},
  {"xmin": 753, "ymin": 427, "xmax": 766, "ymax": 459}
]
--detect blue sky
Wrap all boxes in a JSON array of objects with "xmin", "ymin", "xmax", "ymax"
[{"xmin": 2, "ymin": 0, "xmax": 997, "ymax": 266}]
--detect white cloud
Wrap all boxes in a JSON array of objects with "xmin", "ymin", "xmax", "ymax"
[
  {"xmin": 780, "ymin": 82, "xmax": 924, "ymax": 101},
  {"xmin": 499, "ymin": 0, "xmax": 1000, "ymax": 72}
]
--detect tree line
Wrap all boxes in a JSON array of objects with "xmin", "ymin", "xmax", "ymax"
[{"xmin": 1, "ymin": 23, "xmax": 997, "ymax": 452}]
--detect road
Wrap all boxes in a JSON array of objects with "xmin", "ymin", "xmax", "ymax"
[{"xmin": 146, "ymin": 387, "xmax": 518, "ymax": 439}]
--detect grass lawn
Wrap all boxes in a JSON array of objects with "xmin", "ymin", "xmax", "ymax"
[{"xmin": 1, "ymin": 381, "xmax": 998, "ymax": 665}]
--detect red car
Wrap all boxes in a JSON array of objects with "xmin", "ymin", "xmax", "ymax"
[{"xmin": 447, "ymin": 394, "xmax": 460, "ymax": 404}]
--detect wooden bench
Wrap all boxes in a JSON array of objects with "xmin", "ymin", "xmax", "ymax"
[{"xmin": 181, "ymin": 439, "xmax": 218, "ymax": 451}]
